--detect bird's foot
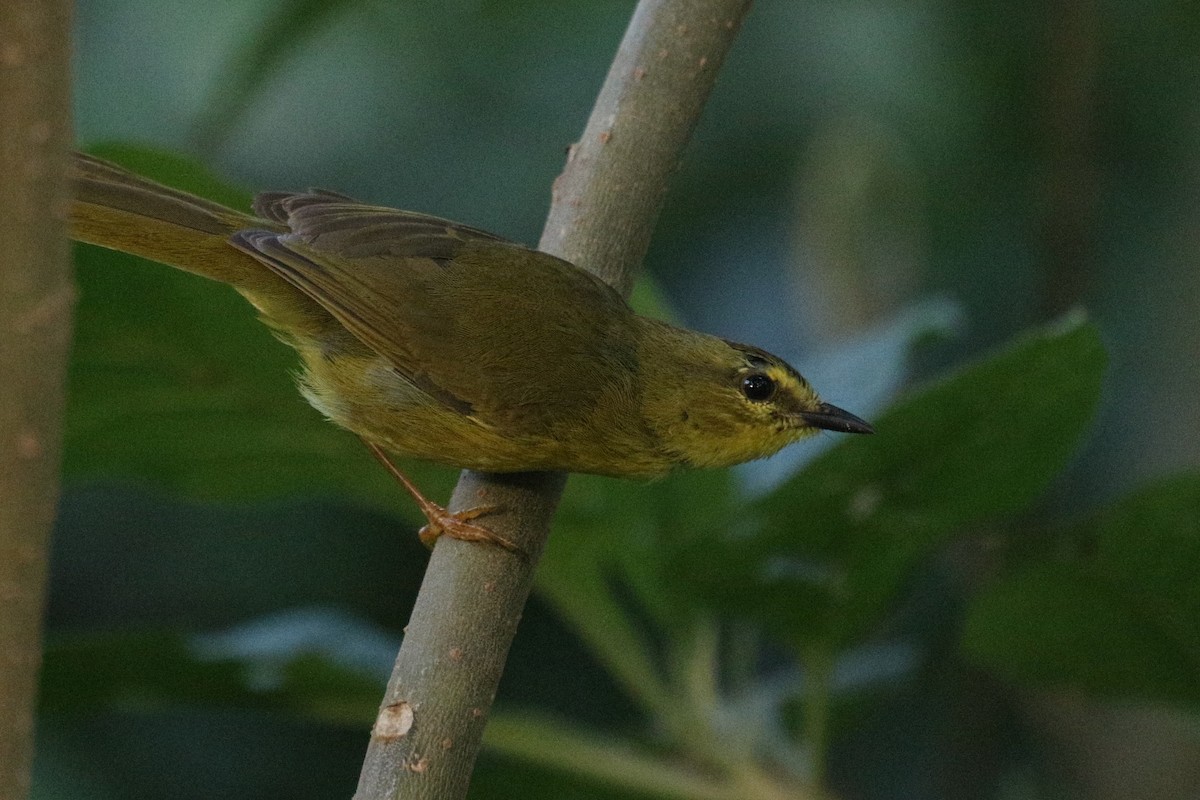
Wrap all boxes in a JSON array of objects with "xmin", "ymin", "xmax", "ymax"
[
  {"xmin": 363, "ymin": 439, "xmax": 519, "ymax": 555},
  {"xmin": 417, "ymin": 503, "xmax": 516, "ymax": 552}
]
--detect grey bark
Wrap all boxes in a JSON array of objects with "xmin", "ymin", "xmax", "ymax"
[
  {"xmin": 0, "ymin": 3, "xmax": 75, "ymax": 799},
  {"xmin": 352, "ymin": 1, "xmax": 753, "ymax": 798}
]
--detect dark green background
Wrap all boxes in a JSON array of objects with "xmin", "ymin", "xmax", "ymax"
[{"xmin": 44, "ymin": 1, "xmax": 1200, "ymax": 798}]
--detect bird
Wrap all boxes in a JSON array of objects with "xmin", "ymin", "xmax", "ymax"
[{"xmin": 70, "ymin": 151, "xmax": 873, "ymax": 551}]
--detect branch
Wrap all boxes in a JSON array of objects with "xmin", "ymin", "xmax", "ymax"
[
  {"xmin": 352, "ymin": 1, "xmax": 753, "ymax": 798},
  {"xmin": 0, "ymin": 4, "xmax": 74, "ymax": 800}
]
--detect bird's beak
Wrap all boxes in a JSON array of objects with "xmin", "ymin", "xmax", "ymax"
[{"xmin": 800, "ymin": 402, "xmax": 875, "ymax": 434}]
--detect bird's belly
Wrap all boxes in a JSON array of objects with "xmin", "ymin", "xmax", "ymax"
[{"xmin": 297, "ymin": 351, "xmax": 673, "ymax": 478}]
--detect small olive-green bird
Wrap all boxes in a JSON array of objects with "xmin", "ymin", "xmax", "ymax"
[{"xmin": 71, "ymin": 152, "xmax": 872, "ymax": 549}]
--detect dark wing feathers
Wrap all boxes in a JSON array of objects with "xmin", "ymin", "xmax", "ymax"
[
  {"xmin": 253, "ymin": 189, "xmax": 359, "ymax": 222},
  {"xmin": 229, "ymin": 192, "xmax": 638, "ymax": 432},
  {"xmin": 231, "ymin": 228, "xmax": 425, "ymax": 366},
  {"xmin": 252, "ymin": 191, "xmax": 504, "ymax": 259}
]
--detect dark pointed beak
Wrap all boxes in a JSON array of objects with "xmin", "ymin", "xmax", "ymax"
[{"xmin": 800, "ymin": 402, "xmax": 875, "ymax": 434}]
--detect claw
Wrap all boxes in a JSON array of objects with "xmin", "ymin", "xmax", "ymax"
[
  {"xmin": 416, "ymin": 504, "xmax": 517, "ymax": 551},
  {"xmin": 363, "ymin": 440, "xmax": 520, "ymax": 555}
]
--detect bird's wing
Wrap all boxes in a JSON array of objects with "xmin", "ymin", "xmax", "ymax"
[{"xmin": 230, "ymin": 194, "xmax": 639, "ymax": 434}]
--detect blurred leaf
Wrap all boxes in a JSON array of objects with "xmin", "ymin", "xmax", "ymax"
[
  {"xmin": 49, "ymin": 488, "xmax": 429, "ymax": 637},
  {"xmin": 620, "ymin": 469, "xmax": 738, "ymax": 625},
  {"xmin": 963, "ymin": 472, "xmax": 1200, "ymax": 708},
  {"xmin": 473, "ymin": 750, "xmax": 680, "ymax": 800},
  {"xmin": 535, "ymin": 470, "xmax": 738, "ymax": 724},
  {"xmin": 740, "ymin": 295, "xmax": 964, "ymax": 493},
  {"xmin": 684, "ymin": 315, "xmax": 1106, "ymax": 648},
  {"xmin": 30, "ymin": 729, "xmax": 123, "ymax": 800},
  {"xmin": 40, "ymin": 617, "xmax": 387, "ymax": 725},
  {"xmin": 1088, "ymin": 472, "xmax": 1200, "ymax": 639},
  {"xmin": 483, "ymin": 712, "xmax": 740, "ymax": 800},
  {"xmin": 628, "ymin": 274, "xmax": 684, "ymax": 325},
  {"xmin": 544, "ymin": 469, "xmax": 736, "ymax": 622},
  {"xmin": 38, "ymin": 613, "xmax": 660, "ymax": 799},
  {"xmin": 42, "ymin": 629, "xmax": 261, "ymax": 712},
  {"xmin": 67, "ymin": 145, "xmax": 454, "ymax": 512},
  {"xmin": 537, "ymin": 477, "xmax": 675, "ymax": 721},
  {"xmin": 84, "ymin": 142, "xmax": 254, "ymax": 210},
  {"xmin": 35, "ymin": 710, "xmax": 366, "ymax": 800}
]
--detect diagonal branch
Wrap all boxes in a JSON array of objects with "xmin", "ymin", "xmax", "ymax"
[{"xmin": 352, "ymin": 2, "xmax": 753, "ymax": 798}]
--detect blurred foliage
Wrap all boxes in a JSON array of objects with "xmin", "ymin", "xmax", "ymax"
[
  {"xmin": 45, "ymin": 1, "xmax": 1200, "ymax": 799},
  {"xmin": 964, "ymin": 473, "xmax": 1200, "ymax": 709},
  {"xmin": 66, "ymin": 145, "xmax": 430, "ymax": 510},
  {"xmin": 687, "ymin": 319, "xmax": 1105, "ymax": 651}
]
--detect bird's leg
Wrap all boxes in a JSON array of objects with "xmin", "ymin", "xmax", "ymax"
[{"xmin": 363, "ymin": 440, "xmax": 518, "ymax": 553}]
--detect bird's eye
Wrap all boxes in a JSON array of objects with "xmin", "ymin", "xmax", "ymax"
[{"xmin": 741, "ymin": 372, "xmax": 776, "ymax": 402}]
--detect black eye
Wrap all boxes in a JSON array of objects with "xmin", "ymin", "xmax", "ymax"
[{"xmin": 741, "ymin": 373, "xmax": 776, "ymax": 402}]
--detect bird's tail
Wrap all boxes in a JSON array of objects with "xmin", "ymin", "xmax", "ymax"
[{"xmin": 71, "ymin": 151, "xmax": 284, "ymax": 295}]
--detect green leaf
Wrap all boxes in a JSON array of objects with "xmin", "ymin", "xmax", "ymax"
[
  {"xmin": 686, "ymin": 316, "xmax": 1107, "ymax": 648},
  {"xmin": 963, "ymin": 473, "xmax": 1200, "ymax": 708},
  {"xmin": 40, "ymin": 623, "xmax": 386, "ymax": 725},
  {"xmin": 544, "ymin": 470, "xmax": 736, "ymax": 620},
  {"xmin": 40, "ymin": 629, "xmax": 259, "ymax": 713},
  {"xmin": 67, "ymin": 145, "xmax": 455, "ymax": 512},
  {"xmin": 1090, "ymin": 472, "xmax": 1200, "ymax": 643},
  {"xmin": 483, "ymin": 712, "xmax": 743, "ymax": 800},
  {"xmin": 536, "ymin": 471, "xmax": 738, "ymax": 723},
  {"xmin": 51, "ymin": 487, "xmax": 429, "ymax": 629}
]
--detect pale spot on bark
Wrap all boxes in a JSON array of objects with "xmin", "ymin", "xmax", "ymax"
[
  {"xmin": 0, "ymin": 42, "xmax": 23, "ymax": 66},
  {"xmin": 15, "ymin": 431, "xmax": 41, "ymax": 460},
  {"xmin": 372, "ymin": 701, "xmax": 414, "ymax": 740}
]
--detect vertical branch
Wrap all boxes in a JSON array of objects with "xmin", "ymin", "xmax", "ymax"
[
  {"xmin": 352, "ymin": 1, "xmax": 753, "ymax": 799},
  {"xmin": 0, "ymin": 3, "xmax": 75, "ymax": 799}
]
